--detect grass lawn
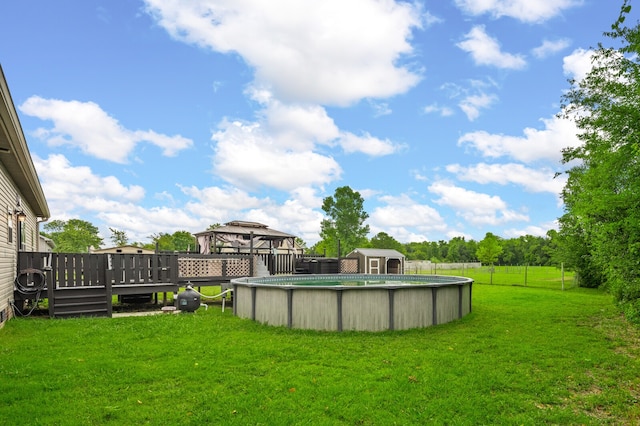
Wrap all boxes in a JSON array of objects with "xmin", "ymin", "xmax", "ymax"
[
  {"xmin": 411, "ymin": 265, "xmax": 576, "ymax": 290},
  {"xmin": 1, "ymin": 284, "xmax": 639, "ymax": 425}
]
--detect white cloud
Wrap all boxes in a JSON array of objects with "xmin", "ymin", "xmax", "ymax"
[
  {"xmin": 262, "ymin": 101, "xmax": 340, "ymax": 150},
  {"xmin": 503, "ymin": 221, "xmax": 558, "ymax": 238},
  {"xmin": 446, "ymin": 163, "xmax": 566, "ymax": 194},
  {"xmin": 369, "ymin": 194, "xmax": 448, "ymax": 241},
  {"xmin": 31, "ymin": 154, "xmax": 191, "ymax": 242},
  {"xmin": 458, "ymin": 115, "xmax": 581, "ymax": 163},
  {"xmin": 423, "ymin": 104, "xmax": 454, "ymax": 117},
  {"xmin": 563, "ymin": 48, "xmax": 595, "ymax": 82},
  {"xmin": 369, "ymin": 100, "xmax": 392, "ymax": 117},
  {"xmin": 212, "ymin": 120, "xmax": 342, "ymax": 191},
  {"xmin": 454, "ymin": 0, "xmax": 582, "ymax": 23},
  {"xmin": 457, "ymin": 26, "xmax": 526, "ymax": 70},
  {"xmin": 34, "ymin": 154, "xmax": 145, "ymax": 206},
  {"xmin": 532, "ymin": 38, "xmax": 571, "ymax": 59},
  {"xmin": 339, "ymin": 132, "xmax": 406, "ymax": 156},
  {"xmin": 19, "ymin": 96, "xmax": 192, "ymax": 163},
  {"xmin": 429, "ymin": 181, "xmax": 529, "ymax": 226},
  {"xmin": 182, "ymin": 184, "xmax": 324, "ymax": 244},
  {"xmin": 144, "ymin": 0, "xmax": 424, "ymax": 106},
  {"xmin": 459, "ymin": 92, "xmax": 497, "ymax": 121}
]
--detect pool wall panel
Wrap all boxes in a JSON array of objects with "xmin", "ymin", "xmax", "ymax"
[
  {"xmin": 436, "ymin": 286, "xmax": 460, "ymax": 324},
  {"xmin": 234, "ymin": 285, "xmax": 253, "ymax": 319},
  {"xmin": 291, "ymin": 288, "xmax": 338, "ymax": 331},
  {"xmin": 342, "ymin": 289, "xmax": 389, "ymax": 331},
  {"xmin": 255, "ymin": 287, "xmax": 288, "ymax": 326},
  {"xmin": 393, "ymin": 287, "xmax": 433, "ymax": 329}
]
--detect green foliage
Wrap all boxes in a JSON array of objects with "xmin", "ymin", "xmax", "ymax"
[
  {"xmin": 145, "ymin": 230, "xmax": 196, "ymax": 252},
  {"xmin": 172, "ymin": 230, "xmax": 196, "ymax": 251},
  {"xmin": 559, "ymin": 1, "xmax": 640, "ymax": 320},
  {"xmin": 368, "ymin": 231, "xmax": 404, "ymax": 253},
  {"xmin": 41, "ymin": 219, "xmax": 103, "ymax": 253},
  {"xmin": 109, "ymin": 227, "xmax": 129, "ymax": 247},
  {"xmin": 476, "ymin": 232, "xmax": 503, "ymax": 265},
  {"xmin": 319, "ymin": 186, "xmax": 369, "ymax": 256}
]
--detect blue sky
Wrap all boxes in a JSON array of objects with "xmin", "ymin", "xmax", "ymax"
[{"xmin": 0, "ymin": 0, "xmax": 632, "ymax": 246}]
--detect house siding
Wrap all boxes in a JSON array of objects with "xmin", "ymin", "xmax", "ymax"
[
  {"xmin": 0, "ymin": 159, "xmax": 18, "ymax": 325},
  {"xmin": 0, "ymin": 159, "xmax": 39, "ymax": 326}
]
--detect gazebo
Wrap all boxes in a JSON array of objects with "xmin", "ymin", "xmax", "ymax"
[{"xmin": 194, "ymin": 220, "xmax": 300, "ymax": 255}]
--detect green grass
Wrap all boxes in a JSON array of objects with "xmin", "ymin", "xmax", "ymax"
[
  {"xmin": 410, "ymin": 265, "xmax": 576, "ymax": 290},
  {"xmin": 2, "ymin": 284, "xmax": 640, "ymax": 425}
]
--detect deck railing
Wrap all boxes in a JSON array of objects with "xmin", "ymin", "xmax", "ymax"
[{"xmin": 17, "ymin": 252, "xmax": 179, "ymax": 289}]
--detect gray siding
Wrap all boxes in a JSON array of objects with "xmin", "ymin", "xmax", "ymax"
[
  {"xmin": 0, "ymin": 159, "xmax": 38, "ymax": 324},
  {"xmin": 0, "ymin": 159, "xmax": 18, "ymax": 323}
]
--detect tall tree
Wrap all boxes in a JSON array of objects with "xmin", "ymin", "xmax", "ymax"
[
  {"xmin": 42, "ymin": 219, "xmax": 103, "ymax": 253},
  {"xmin": 319, "ymin": 186, "xmax": 370, "ymax": 257},
  {"xmin": 559, "ymin": 1, "xmax": 640, "ymax": 321},
  {"xmin": 476, "ymin": 232, "xmax": 503, "ymax": 266}
]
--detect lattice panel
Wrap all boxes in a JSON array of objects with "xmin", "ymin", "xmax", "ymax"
[
  {"xmin": 340, "ymin": 258, "xmax": 359, "ymax": 274},
  {"xmin": 226, "ymin": 258, "xmax": 251, "ymax": 276},
  {"xmin": 178, "ymin": 258, "xmax": 223, "ymax": 277}
]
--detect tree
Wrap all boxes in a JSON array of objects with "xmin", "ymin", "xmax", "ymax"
[
  {"xmin": 146, "ymin": 231, "xmax": 196, "ymax": 252},
  {"xmin": 476, "ymin": 232, "xmax": 503, "ymax": 266},
  {"xmin": 172, "ymin": 230, "xmax": 196, "ymax": 252},
  {"xmin": 109, "ymin": 227, "xmax": 129, "ymax": 247},
  {"xmin": 319, "ymin": 186, "xmax": 370, "ymax": 257},
  {"xmin": 42, "ymin": 219, "xmax": 103, "ymax": 253},
  {"xmin": 559, "ymin": 0, "xmax": 640, "ymax": 321},
  {"xmin": 369, "ymin": 232, "xmax": 404, "ymax": 253}
]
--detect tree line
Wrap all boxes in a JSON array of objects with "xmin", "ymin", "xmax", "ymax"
[{"xmin": 40, "ymin": 219, "xmax": 197, "ymax": 253}]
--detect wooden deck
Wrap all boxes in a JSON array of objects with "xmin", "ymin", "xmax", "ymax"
[{"xmin": 14, "ymin": 252, "xmax": 359, "ymax": 318}]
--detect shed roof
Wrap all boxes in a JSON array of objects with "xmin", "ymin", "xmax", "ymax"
[{"xmin": 349, "ymin": 248, "xmax": 405, "ymax": 258}]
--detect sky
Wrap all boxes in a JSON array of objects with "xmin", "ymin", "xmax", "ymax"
[{"xmin": 0, "ymin": 0, "xmax": 634, "ymax": 247}]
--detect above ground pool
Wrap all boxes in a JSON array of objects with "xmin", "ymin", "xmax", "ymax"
[{"xmin": 231, "ymin": 274, "xmax": 473, "ymax": 332}]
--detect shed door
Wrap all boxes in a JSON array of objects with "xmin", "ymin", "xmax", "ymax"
[{"xmin": 369, "ymin": 258, "xmax": 380, "ymax": 274}]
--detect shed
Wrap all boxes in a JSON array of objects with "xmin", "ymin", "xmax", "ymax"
[
  {"xmin": 346, "ymin": 248, "xmax": 405, "ymax": 274},
  {"xmin": 91, "ymin": 245, "xmax": 155, "ymax": 255}
]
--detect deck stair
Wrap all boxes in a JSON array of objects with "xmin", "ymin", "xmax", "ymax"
[{"xmin": 49, "ymin": 286, "xmax": 111, "ymax": 318}]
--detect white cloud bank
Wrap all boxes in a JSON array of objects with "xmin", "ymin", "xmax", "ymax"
[
  {"xmin": 20, "ymin": 96, "xmax": 193, "ymax": 163},
  {"xmin": 144, "ymin": 0, "xmax": 425, "ymax": 106},
  {"xmin": 458, "ymin": 116, "xmax": 581, "ymax": 163},
  {"xmin": 454, "ymin": 0, "xmax": 582, "ymax": 23}
]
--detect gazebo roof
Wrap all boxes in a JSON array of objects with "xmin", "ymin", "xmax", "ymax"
[{"xmin": 194, "ymin": 220, "xmax": 296, "ymax": 241}]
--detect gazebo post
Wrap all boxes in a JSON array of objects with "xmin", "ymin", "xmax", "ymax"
[{"xmin": 249, "ymin": 231, "xmax": 254, "ymax": 277}]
